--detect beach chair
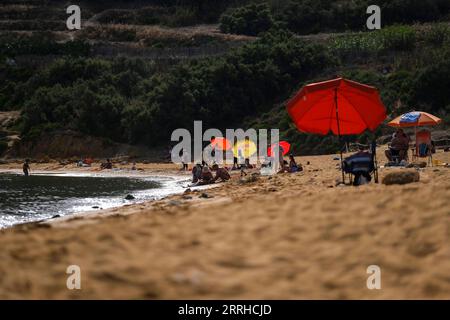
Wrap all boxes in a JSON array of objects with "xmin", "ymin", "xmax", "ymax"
[
  {"xmin": 343, "ymin": 142, "xmax": 379, "ymax": 185},
  {"xmin": 411, "ymin": 129, "xmax": 433, "ymax": 166}
]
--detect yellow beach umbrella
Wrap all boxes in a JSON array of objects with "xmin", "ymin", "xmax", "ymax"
[{"xmin": 233, "ymin": 140, "xmax": 257, "ymax": 158}]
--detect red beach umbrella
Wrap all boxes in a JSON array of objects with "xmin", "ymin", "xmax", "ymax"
[
  {"xmin": 286, "ymin": 77, "xmax": 387, "ymax": 182},
  {"xmin": 268, "ymin": 141, "xmax": 291, "ymax": 157},
  {"xmin": 210, "ymin": 137, "xmax": 232, "ymax": 151},
  {"xmin": 287, "ymin": 77, "xmax": 386, "ymax": 135}
]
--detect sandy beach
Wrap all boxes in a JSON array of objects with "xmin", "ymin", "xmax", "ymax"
[{"xmin": 0, "ymin": 149, "xmax": 449, "ymax": 299}]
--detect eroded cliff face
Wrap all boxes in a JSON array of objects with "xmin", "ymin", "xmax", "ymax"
[
  {"xmin": 5, "ymin": 130, "xmax": 166, "ymax": 161},
  {"xmin": 0, "ymin": 111, "xmax": 20, "ymax": 156}
]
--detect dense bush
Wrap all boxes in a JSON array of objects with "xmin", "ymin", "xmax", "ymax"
[
  {"xmin": 220, "ymin": 3, "xmax": 274, "ymax": 36},
  {"xmin": 382, "ymin": 25, "xmax": 416, "ymax": 51},
  {"xmin": 79, "ymin": 26, "xmax": 137, "ymax": 42},
  {"xmin": 221, "ymin": 0, "xmax": 450, "ymax": 35},
  {"xmin": 16, "ymin": 31, "xmax": 336, "ymax": 146},
  {"xmin": 330, "ymin": 25, "xmax": 418, "ymax": 57},
  {"xmin": 412, "ymin": 57, "xmax": 450, "ymax": 113},
  {"xmin": 94, "ymin": 1, "xmax": 243, "ymax": 27},
  {"xmin": 0, "ymin": 33, "xmax": 90, "ymax": 57},
  {"xmin": 422, "ymin": 23, "xmax": 450, "ymax": 46}
]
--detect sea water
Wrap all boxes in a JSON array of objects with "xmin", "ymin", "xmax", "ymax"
[{"xmin": 0, "ymin": 172, "xmax": 188, "ymax": 228}]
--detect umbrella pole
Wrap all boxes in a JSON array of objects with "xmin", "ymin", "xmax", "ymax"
[{"xmin": 334, "ymin": 89, "xmax": 345, "ymax": 184}]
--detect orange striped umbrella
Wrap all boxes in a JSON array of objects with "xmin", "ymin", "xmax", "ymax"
[{"xmin": 388, "ymin": 111, "xmax": 442, "ymax": 127}]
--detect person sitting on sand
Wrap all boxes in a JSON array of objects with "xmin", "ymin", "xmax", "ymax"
[
  {"xmin": 192, "ymin": 163, "xmax": 203, "ymax": 183},
  {"xmin": 212, "ymin": 164, "xmax": 231, "ymax": 182},
  {"xmin": 192, "ymin": 165, "xmax": 215, "ymax": 186},
  {"xmin": 385, "ymin": 129, "xmax": 410, "ymax": 162},
  {"xmin": 23, "ymin": 159, "xmax": 30, "ymax": 176},
  {"xmin": 200, "ymin": 165, "xmax": 214, "ymax": 184},
  {"xmin": 277, "ymin": 146, "xmax": 289, "ymax": 173},
  {"xmin": 288, "ymin": 154, "xmax": 302, "ymax": 173},
  {"xmin": 101, "ymin": 158, "xmax": 113, "ymax": 169}
]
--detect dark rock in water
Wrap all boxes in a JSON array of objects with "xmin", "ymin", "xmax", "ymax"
[
  {"xmin": 199, "ymin": 192, "xmax": 212, "ymax": 199},
  {"xmin": 51, "ymin": 215, "xmax": 61, "ymax": 219},
  {"xmin": 184, "ymin": 188, "xmax": 192, "ymax": 194},
  {"xmin": 382, "ymin": 170, "xmax": 420, "ymax": 185},
  {"xmin": 182, "ymin": 195, "xmax": 193, "ymax": 200},
  {"xmin": 92, "ymin": 206, "xmax": 100, "ymax": 209},
  {"xmin": 125, "ymin": 194, "xmax": 135, "ymax": 200}
]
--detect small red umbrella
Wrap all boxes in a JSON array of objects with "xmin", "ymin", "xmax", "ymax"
[
  {"xmin": 210, "ymin": 137, "xmax": 232, "ymax": 151},
  {"xmin": 287, "ymin": 77, "xmax": 387, "ymax": 183},
  {"xmin": 267, "ymin": 141, "xmax": 291, "ymax": 157}
]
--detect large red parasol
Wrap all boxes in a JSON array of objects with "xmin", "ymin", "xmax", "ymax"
[
  {"xmin": 287, "ymin": 77, "xmax": 386, "ymax": 135},
  {"xmin": 286, "ymin": 77, "xmax": 387, "ymax": 183}
]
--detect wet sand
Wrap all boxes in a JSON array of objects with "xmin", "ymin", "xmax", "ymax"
[{"xmin": 0, "ymin": 150, "xmax": 449, "ymax": 299}]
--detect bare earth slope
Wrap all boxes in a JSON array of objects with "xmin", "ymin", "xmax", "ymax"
[{"xmin": 0, "ymin": 151, "xmax": 449, "ymax": 299}]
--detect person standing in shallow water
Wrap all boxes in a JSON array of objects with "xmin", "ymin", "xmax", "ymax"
[{"xmin": 23, "ymin": 159, "xmax": 30, "ymax": 176}]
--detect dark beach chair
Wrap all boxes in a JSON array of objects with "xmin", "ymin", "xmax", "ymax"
[{"xmin": 343, "ymin": 142, "xmax": 379, "ymax": 185}]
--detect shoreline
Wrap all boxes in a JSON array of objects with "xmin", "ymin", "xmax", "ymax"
[
  {"xmin": 0, "ymin": 151, "xmax": 449, "ymax": 299},
  {"xmin": 0, "ymin": 166, "xmax": 218, "ymax": 230}
]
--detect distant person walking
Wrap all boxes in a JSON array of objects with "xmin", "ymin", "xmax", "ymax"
[{"xmin": 23, "ymin": 159, "xmax": 30, "ymax": 176}]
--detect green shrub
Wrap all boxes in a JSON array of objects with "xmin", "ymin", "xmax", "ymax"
[
  {"xmin": 0, "ymin": 33, "xmax": 90, "ymax": 57},
  {"xmin": 381, "ymin": 25, "xmax": 416, "ymax": 51},
  {"xmin": 412, "ymin": 57, "xmax": 450, "ymax": 112},
  {"xmin": 220, "ymin": 3, "xmax": 274, "ymax": 36},
  {"xmin": 17, "ymin": 31, "xmax": 336, "ymax": 145},
  {"xmin": 423, "ymin": 23, "xmax": 450, "ymax": 46}
]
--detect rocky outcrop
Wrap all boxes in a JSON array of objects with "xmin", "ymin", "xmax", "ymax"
[
  {"xmin": 5, "ymin": 130, "xmax": 164, "ymax": 161},
  {"xmin": 382, "ymin": 170, "xmax": 420, "ymax": 185}
]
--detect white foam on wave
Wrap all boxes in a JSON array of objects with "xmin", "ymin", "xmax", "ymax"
[{"xmin": 0, "ymin": 173, "xmax": 190, "ymax": 229}]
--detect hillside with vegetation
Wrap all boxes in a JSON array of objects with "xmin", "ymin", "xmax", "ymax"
[{"xmin": 0, "ymin": 0, "xmax": 449, "ymax": 158}]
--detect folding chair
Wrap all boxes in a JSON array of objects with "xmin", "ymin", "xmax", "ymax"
[
  {"xmin": 343, "ymin": 141, "xmax": 379, "ymax": 185},
  {"xmin": 411, "ymin": 129, "xmax": 433, "ymax": 166}
]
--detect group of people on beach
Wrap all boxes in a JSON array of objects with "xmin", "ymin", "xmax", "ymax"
[
  {"xmin": 384, "ymin": 128, "xmax": 436, "ymax": 164},
  {"xmin": 191, "ymin": 163, "xmax": 231, "ymax": 185},
  {"xmin": 188, "ymin": 149, "xmax": 303, "ymax": 185}
]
